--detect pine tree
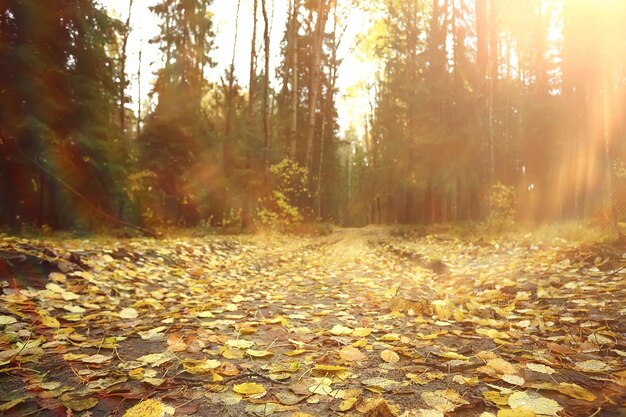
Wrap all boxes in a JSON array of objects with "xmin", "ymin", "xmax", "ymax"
[
  {"xmin": 0, "ymin": 0, "xmax": 126, "ymax": 230},
  {"xmin": 138, "ymin": 0, "xmax": 216, "ymax": 225}
]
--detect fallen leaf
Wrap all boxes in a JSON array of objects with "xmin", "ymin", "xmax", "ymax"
[
  {"xmin": 339, "ymin": 397, "xmax": 358, "ymax": 411},
  {"xmin": 39, "ymin": 314, "xmax": 60, "ymax": 328},
  {"xmin": 0, "ymin": 315, "xmax": 17, "ymax": 326},
  {"xmin": 245, "ymin": 349, "xmax": 273, "ymax": 358},
  {"xmin": 526, "ymin": 363, "xmax": 556, "ymax": 375},
  {"xmin": 62, "ymin": 396, "xmax": 99, "ymax": 411},
  {"xmin": 80, "ymin": 354, "xmax": 112, "ymax": 364},
  {"xmin": 122, "ymin": 399, "xmax": 175, "ymax": 417},
  {"xmin": 119, "ymin": 308, "xmax": 139, "ymax": 320},
  {"xmin": 421, "ymin": 389, "xmax": 469, "ymax": 413},
  {"xmin": 497, "ymin": 407, "xmax": 536, "ymax": 417},
  {"xmin": 381, "ymin": 349, "xmax": 400, "ymax": 363},
  {"xmin": 330, "ymin": 324, "xmax": 353, "ymax": 335},
  {"xmin": 233, "ymin": 382, "xmax": 266, "ymax": 396},
  {"xmin": 353, "ymin": 327, "xmax": 373, "ymax": 337},
  {"xmin": 575, "ymin": 359, "xmax": 611, "ymax": 373},
  {"xmin": 507, "ymin": 391, "xmax": 563, "ymax": 416},
  {"xmin": 340, "ymin": 346, "xmax": 366, "ymax": 362},
  {"xmin": 528, "ymin": 382, "xmax": 597, "ymax": 402},
  {"xmin": 501, "ymin": 374, "xmax": 525, "ymax": 386},
  {"xmin": 0, "ymin": 397, "xmax": 30, "ymax": 412},
  {"xmin": 226, "ymin": 339, "xmax": 255, "ymax": 349}
]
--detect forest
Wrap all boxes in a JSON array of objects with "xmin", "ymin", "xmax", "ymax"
[
  {"xmin": 1, "ymin": 0, "xmax": 625, "ymax": 233},
  {"xmin": 1, "ymin": 1, "xmax": 625, "ymax": 417}
]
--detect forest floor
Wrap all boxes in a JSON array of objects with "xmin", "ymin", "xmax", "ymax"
[{"xmin": 0, "ymin": 226, "xmax": 625, "ymax": 417}]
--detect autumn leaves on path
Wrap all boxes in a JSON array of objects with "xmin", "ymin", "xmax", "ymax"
[{"xmin": 0, "ymin": 229, "xmax": 625, "ymax": 417}]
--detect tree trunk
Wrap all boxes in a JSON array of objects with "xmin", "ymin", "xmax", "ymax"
[
  {"xmin": 289, "ymin": 0, "xmax": 300, "ymax": 160},
  {"xmin": 303, "ymin": 0, "xmax": 329, "ymax": 183},
  {"xmin": 137, "ymin": 39, "xmax": 142, "ymax": 136},
  {"xmin": 242, "ymin": 0, "xmax": 259, "ymax": 231},
  {"xmin": 488, "ymin": 0, "xmax": 498, "ymax": 184},
  {"xmin": 261, "ymin": 0, "xmax": 271, "ymax": 185},
  {"xmin": 119, "ymin": 0, "xmax": 133, "ymax": 135},
  {"xmin": 224, "ymin": 0, "xmax": 241, "ymax": 174}
]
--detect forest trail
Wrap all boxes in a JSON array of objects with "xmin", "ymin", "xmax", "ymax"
[{"xmin": 0, "ymin": 229, "xmax": 625, "ymax": 417}]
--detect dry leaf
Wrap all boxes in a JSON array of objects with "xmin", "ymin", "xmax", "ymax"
[
  {"xmin": 330, "ymin": 324, "xmax": 353, "ymax": 335},
  {"xmin": 122, "ymin": 399, "xmax": 175, "ymax": 417},
  {"xmin": 526, "ymin": 363, "xmax": 556, "ymax": 375},
  {"xmin": 119, "ymin": 308, "xmax": 139, "ymax": 320},
  {"xmin": 507, "ymin": 391, "xmax": 563, "ymax": 416},
  {"xmin": 497, "ymin": 407, "xmax": 536, "ymax": 417},
  {"xmin": 421, "ymin": 389, "xmax": 469, "ymax": 412},
  {"xmin": 340, "ymin": 346, "xmax": 366, "ymax": 362},
  {"xmin": 381, "ymin": 349, "xmax": 400, "ymax": 363},
  {"xmin": 233, "ymin": 382, "xmax": 266, "ymax": 396}
]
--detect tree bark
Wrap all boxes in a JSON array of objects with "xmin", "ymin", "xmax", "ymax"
[
  {"xmin": 303, "ymin": 0, "xmax": 329, "ymax": 182},
  {"xmin": 242, "ymin": 0, "xmax": 259, "ymax": 231},
  {"xmin": 224, "ymin": 0, "xmax": 241, "ymax": 174},
  {"xmin": 119, "ymin": 0, "xmax": 133, "ymax": 135},
  {"xmin": 289, "ymin": 0, "xmax": 300, "ymax": 160},
  {"xmin": 137, "ymin": 39, "xmax": 142, "ymax": 136},
  {"xmin": 261, "ymin": 0, "xmax": 271, "ymax": 185}
]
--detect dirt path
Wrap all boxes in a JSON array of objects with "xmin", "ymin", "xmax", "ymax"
[{"xmin": 0, "ymin": 229, "xmax": 624, "ymax": 416}]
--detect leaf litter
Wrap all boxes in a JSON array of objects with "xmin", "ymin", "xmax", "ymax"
[{"xmin": 0, "ymin": 228, "xmax": 625, "ymax": 416}]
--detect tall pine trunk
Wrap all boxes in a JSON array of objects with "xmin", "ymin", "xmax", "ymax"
[{"xmin": 242, "ymin": 0, "xmax": 259, "ymax": 231}]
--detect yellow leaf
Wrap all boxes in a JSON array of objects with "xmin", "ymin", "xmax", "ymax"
[
  {"xmin": 452, "ymin": 375, "xmax": 479, "ymax": 386},
  {"xmin": 183, "ymin": 359, "xmax": 222, "ymax": 374},
  {"xmin": 233, "ymin": 382, "xmax": 266, "ymax": 396},
  {"xmin": 0, "ymin": 315, "xmax": 17, "ymax": 326},
  {"xmin": 353, "ymin": 327, "xmax": 372, "ymax": 337},
  {"xmin": 63, "ymin": 353, "xmax": 87, "ymax": 361},
  {"xmin": 63, "ymin": 397, "xmax": 99, "ymax": 412},
  {"xmin": 122, "ymin": 399, "xmax": 175, "ymax": 417},
  {"xmin": 119, "ymin": 308, "xmax": 138, "ymax": 320},
  {"xmin": 412, "ymin": 411, "xmax": 445, "ymax": 417},
  {"xmin": 246, "ymin": 349, "xmax": 273, "ymax": 358},
  {"xmin": 501, "ymin": 374, "xmax": 525, "ymax": 386},
  {"xmin": 555, "ymin": 383, "xmax": 597, "ymax": 402},
  {"xmin": 352, "ymin": 339, "xmax": 368, "ymax": 348},
  {"xmin": 80, "ymin": 354, "xmax": 112, "ymax": 364},
  {"xmin": 330, "ymin": 324, "xmax": 353, "ymax": 335},
  {"xmin": 129, "ymin": 368, "xmax": 145, "ymax": 379},
  {"xmin": 421, "ymin": 389, "xmax": 469, "ymax": 413},
  {"xmin": 381, "ymin": 349, "xmax": 400, "ymax": 363},
  {"xmin": 285, "ymin": 349, "xmax": 308, "ymax": 356},
  {"xmin": 407, "ymin": 373, "xmax": 429, "ymax": 385},
  {"xmin": 339, "ymin": 346, "xmax": 366, "ymax": 362},
  {"xmin": 483, "ymin": 391, "xmax": 510, "ymax": 406},
  {"xmin": 314, "ymin": 364, "xmax": 349, "ymax": 372},
  {"xmin": 40, "ymin": 314, "xmax": 60, "ymax": 328},
  {"xmin": 379, "ymin": 333, "xmax": 400, "ymax": 342},
  {"xmin": 0, "ymin": 397, "xmax": 29, "ymax": 411},
  {"xmin": 526, "ymin": 363, "xmax": 556, "ymax": 375},
  {"xmin": 439, "ymin": 351, "xmax": 469, "ymax": 361},
  {"xmin": 507, "ymin": 392, "xmax": 563, "ymax": 416},
  {"xmin": 485, "ymin": 358, "xmax": 517, "ymax": 375},
  {"xmin": 497, "ymin": 407, "xmax": 536, "ymax": 417},
  {"xmin": 139, "ymin": 326, "xmax": 167, "ymax": 341},
  {"xmin": 339, "ymin": 397, "xmax": 358, "ymax": 411},
  {"xmin": 226, "ymin": 339, "xmax": 255, "ymax": 349},
  {"xmin": 477, "ymin": 328, "xmax": 510, "ymax": 340},
  {"xmin": 575, "ymin": 359, "xmax": 611, "ymax": 373},
  {"xmin": 528, "ymin": 382, "xmax": 597, "ymax": 402}
]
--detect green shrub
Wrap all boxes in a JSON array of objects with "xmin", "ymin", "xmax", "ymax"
[
  {"xmin": 256, "ymin": 158, "xmax": 308, "ymax": 232},
  {"xmin": 487, "ymin": 182, "xmax": 516, "ymax": 231}
]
